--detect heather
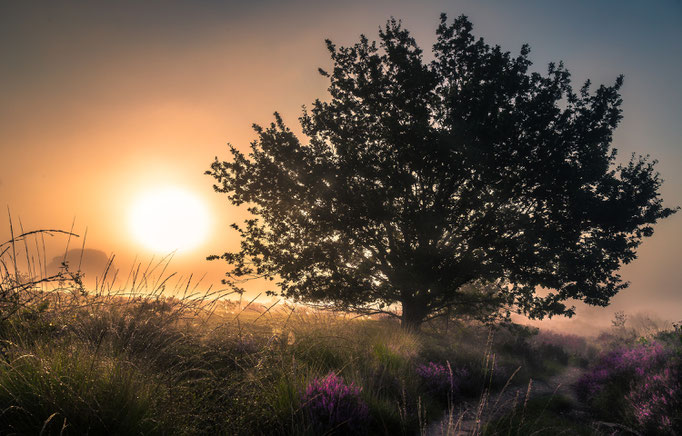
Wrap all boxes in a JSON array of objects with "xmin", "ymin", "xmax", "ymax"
[
  {"xmin": 301, "ymin": 372, "xmax": 369, "ymax": 433},
  {"xmin": 627, "ymin": 364, "xmax": 681, "ymax": 434},
  {"xmin": 576, "ymin": 329, "xmax": 682, "ymax": 434},
  {"xmin": 416, "ymin": 362, "xmax": 455, "ymax": 399},
  {"xmin": 575, "ymin": 341, "xmax": 670, "ymax": 404}
]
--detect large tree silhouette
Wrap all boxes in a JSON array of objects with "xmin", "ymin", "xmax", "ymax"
[{"xmin": 207, "ymin": 15, "xmax": 676, "ymax": 329}]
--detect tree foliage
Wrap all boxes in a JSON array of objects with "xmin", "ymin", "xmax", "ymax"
[{"xmin": 207, "ymin": 15, "xmax": 676, "ymax": 329}]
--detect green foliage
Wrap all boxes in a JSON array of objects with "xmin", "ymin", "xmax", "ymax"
[
  {"xmin": 372, "ymin": 342, "xmax": 408, "ymax": 372},
  {"xmin": 656, "ymin": 322, "xmax": 682, "ymax": 349},
  {"xmin": 207, "ymin": 14, "xmax": 676, "ymax": 329},
  {"xmin": 290, "ymin": 334, "xmax": 350, "ymax": 370},
  {"xmin": 362, "ymin": 392, "xmax": 408, "ymax": 435}
]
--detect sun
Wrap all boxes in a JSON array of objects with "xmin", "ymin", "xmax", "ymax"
[{"xmin": 129, "ymin": 187, "xmax": 210, "ymax": 254}]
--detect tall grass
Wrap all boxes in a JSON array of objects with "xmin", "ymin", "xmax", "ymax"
[
  {"xmin": 2, "ymin": 219, "xmax": 679, "ymax": 434},
  {"xmin": 0, "ymin": 341, "xmax": 161, "ymax": 434}
]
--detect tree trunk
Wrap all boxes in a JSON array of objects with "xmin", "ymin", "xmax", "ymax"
[{"xmin": 400, "ymin": 299, "xmax": 427, "ymax": 331}]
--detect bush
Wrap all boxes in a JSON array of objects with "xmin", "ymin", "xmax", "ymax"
[
  {"xmin": 415, "ymin": 361, "xmax": 471, "ymax": 403},
  {"xmin": 626, "ymin": 363, "xmax": 681, "ymax": 435},
  {"xmin": 301, "ymin": 372, "xmax": 369, "ymax": 434},
  {"xmin": 576, "ymin": 341, "xmax": 669, "ymax": 403},
  {"xmin": 576, "ymin": 339, "xmax": 680, "ymax": 431},
  {"xmin": 416, "ymin": 362, "xmax": 455, "ymax": 397}
]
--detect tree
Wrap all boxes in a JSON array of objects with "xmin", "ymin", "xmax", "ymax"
[{"xmin": 207, "ymin": 15, "xmax": 677, "ymax": 330}]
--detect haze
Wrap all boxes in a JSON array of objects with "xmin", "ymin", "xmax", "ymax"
[{"xmin": 1, "ymin": 0, "xmax": 680, "ymax": 333}]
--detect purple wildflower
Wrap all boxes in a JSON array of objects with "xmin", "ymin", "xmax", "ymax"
[
  {"xmin": 627, "ymin": 364, "xmax": 681, "ymax": 435},
  {"xmin": 301, "ymin": 372, "xmax": 369, "ymax": 433},
  {"xmin": 575, "ymin": 341, "xmax": 669, "ymax": 402},
  {"xmin": 575, "ymin": 340, "xmax": 681, "ymax": 433},
  {"xmin": 416, "ymin": 362, "xmax": 463, "ymax": 399}
]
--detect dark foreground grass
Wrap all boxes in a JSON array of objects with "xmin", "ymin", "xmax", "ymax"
[
  {"xmin": 0, "ymin": 341, "xmax": 162, "ymax": 434},
  {"xmin": 0, "ymin": 287, "xmax": 590, "ymax": 435},
  {"xmin": 482, "ymin": 394, "xmax": 595, "ymax": 436},
  {"xmin": 0, "ymin": 289, "xmax": 615, "ymax": 435}
]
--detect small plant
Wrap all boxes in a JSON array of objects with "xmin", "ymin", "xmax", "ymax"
[
  {"xmin": 301, "ymin": 372, "xmax": 369, "ymax": 434},
  {"xmin": 416, "ymin": 361, "xmax": 469, "ymax": 403},
  {"xmin": 416, "ymin": 361, "xmax": 454, "ymax": 395},
  {"xmin": 612, "ymin": 310, "xmax": 628, "ymax": 329}
]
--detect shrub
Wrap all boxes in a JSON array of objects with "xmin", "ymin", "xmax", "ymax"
[
  {"xmin": 417, "ymin": 362, "xmax": 454, "ymax": 396},
  {"xmin": 576, "ymin": 339, "xmax": 680, "ymax": 430},
  {"xmin": 301, "ymin": 372, "xmax": 369, "ymax": 434},
  {"xmin": 532, "ymin": 330, "xmax": 595, "ymax": 366},
  {"xmin": 576, "ymin": 341, "xmax": 669, "ymax": 403},
  {"xmin": 626, "ymin": 361, "xmax": 681, "ymax": 435}
]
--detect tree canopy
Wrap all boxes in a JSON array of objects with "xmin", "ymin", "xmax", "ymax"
[{"xmin": 207, "ymin": 15, "xmax": 677, "ymax": 329}]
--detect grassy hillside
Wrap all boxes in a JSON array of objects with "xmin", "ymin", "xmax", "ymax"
[{"xmin": 0, "ymin": 235, "xmax": 679, "ymax": 434}]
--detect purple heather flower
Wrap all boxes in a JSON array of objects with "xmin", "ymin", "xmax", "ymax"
[
  {"xmin": 416, "ymin": 361, "xmax": 464, "ymax": 398},
  {"xmin": 576, "ymin": 341, "xmax": 669, "ymax": 402},
  {"xmin": 575, "ymin": 340, "xmax": 680, "ymax": 434},
  {"xmin": 301, "ymin": 372, "xmax": 369, "ymax": 433},
  {"xmin": 627, "ymin": 365, "xmax": 681, "ymax": 435}
]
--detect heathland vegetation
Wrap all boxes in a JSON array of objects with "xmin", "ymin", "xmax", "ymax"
[{"xmin": 0, "ymin": 229, "xmax": 680, "ymax": 435}]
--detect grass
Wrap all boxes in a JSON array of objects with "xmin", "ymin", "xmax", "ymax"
[
  {"xmin": 0, "ymin": 341, "xmax": 162, "ymax": 434},
  {"xmin": 0, "ymin": 289, "xmax": 587, "ymax": 435},
  {"xmin": 1, "ymin": 224, "xmax": 680, "ymax": 434},
  {"xmin": 482, "ymin": 394, "xmax": 596, "ymax": 436}
]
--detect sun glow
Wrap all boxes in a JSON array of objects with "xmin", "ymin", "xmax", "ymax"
[{"xmin": 129, "ymin": 187, "xmax": 210, "ymax": 254}]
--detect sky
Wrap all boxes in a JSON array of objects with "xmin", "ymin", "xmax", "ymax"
[{"xmin": 1, "ymin": 0, "xmax": 680, "ymax": 332}]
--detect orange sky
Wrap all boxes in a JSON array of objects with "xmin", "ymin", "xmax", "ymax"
[{"xmin": 1, "ymin": 1, "xmax": 680, "ymax": 332}]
